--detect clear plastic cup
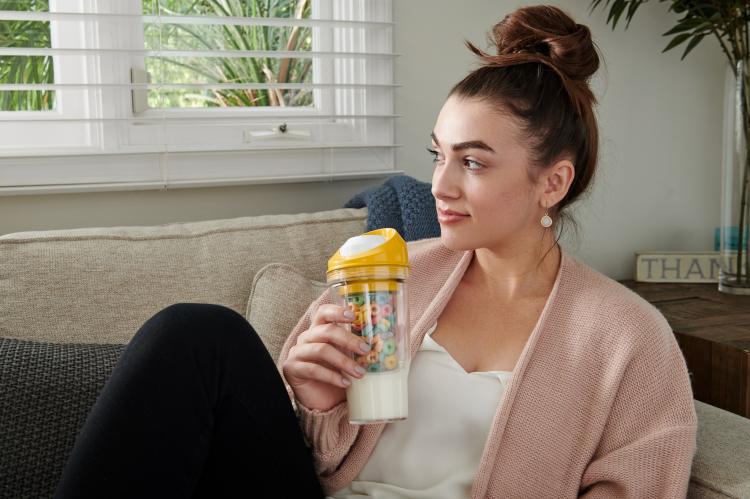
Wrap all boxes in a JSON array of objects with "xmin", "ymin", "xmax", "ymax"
[{"xmin": 326, "ymin": 228, "xmax": 410, "ymax": 424}]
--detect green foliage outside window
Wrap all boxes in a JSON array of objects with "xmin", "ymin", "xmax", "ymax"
[
  {"xmin": 0, "ymin": 0, "xmax": 313, "ymax": 111},
  {"xmin": 0, "ymin": 0, "xmax": 54, "ymax": 111},
  {"xmin": 143, "ymin": 0, "xmax": 314, "ymax": 108}
]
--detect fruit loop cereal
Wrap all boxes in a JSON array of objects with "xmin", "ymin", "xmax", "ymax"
[{"xmin": 347, "ymin": 290, "xmax": 399, "ymax": 373}]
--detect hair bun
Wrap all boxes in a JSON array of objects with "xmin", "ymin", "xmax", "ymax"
[{"xmin": 490, "ymin": 6, "xmax": 599, "ymax": 83}]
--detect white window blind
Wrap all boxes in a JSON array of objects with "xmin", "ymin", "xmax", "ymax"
[{"xmin": 0, "ymin": 0, "xmax": 402, "ymax": 196}]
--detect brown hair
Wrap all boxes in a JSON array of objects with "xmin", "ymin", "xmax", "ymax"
[{"xmin": 449, "ymin": 5, "xmax": 603, "ymax": 247}]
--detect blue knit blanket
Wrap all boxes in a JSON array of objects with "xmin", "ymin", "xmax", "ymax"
[{"xmin": 343, "ymin": 174, "xmax": 441, "ymax": 242}]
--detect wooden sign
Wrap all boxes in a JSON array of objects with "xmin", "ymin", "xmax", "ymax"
[{"xmin": 634, "ymin": 251, "xmax": 737, "ymax": 282}]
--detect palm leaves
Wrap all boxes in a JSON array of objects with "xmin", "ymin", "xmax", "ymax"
[
  {"xmin": 0, "ymin": 0, "xmax": 54, "ymax": 111},
  {"xmin": 0, "ymin": 0, "xmax": 315, "ymax": 110},
  {"xmin": 144, "ymin": 0, "xmax": 313, "ymax": 108},
  {"xmin": 588, "ymin": 0, "xmax": 749, "ymax": 68}
]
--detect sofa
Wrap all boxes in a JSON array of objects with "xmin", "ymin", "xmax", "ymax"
[{"xmin": 1, "ymin": 206, "xmax": 748, "ymax": 499}]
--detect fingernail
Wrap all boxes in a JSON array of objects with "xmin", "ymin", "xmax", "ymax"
[
  {"xmin": 342, "ymin": 377, "xmax": 351, "ymax": 386},
  {"xmin": 343, "ymin": 310, "xmax": 354, "ymax": 319},
  {"xmin": 359, "ymin": 342, "xmax": 371, "ymax": 353}
]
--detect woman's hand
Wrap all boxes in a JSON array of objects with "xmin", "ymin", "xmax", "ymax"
[{"xmin": 282, "ymin": 304, "xmax": 371, "ymax": 412}]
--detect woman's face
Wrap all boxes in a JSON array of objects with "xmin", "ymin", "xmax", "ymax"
[{"xmin": 429, "ymin": 94, "xmax": 549, "ymax": 255}]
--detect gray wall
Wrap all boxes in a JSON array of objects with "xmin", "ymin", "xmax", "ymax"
[{"xmin": 0, "ymin": 1, "xmax": 726, "ymax": 280}]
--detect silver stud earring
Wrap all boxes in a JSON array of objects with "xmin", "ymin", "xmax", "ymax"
[{"xmin": 540, "ymin": 202, "xmax": 553, "ymax": 228}]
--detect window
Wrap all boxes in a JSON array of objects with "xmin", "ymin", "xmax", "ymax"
[
  {"xmin": 0, "ymin": 0, "xmax": 400, "ymax": 195},
  {"xmin": 0, "ymin": 0, "xmax": 55, "ymax": 111}
]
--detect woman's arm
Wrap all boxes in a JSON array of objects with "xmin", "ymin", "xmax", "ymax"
[
  {"xmin": 578, "ymin": 311, "xmax": 698, "ymax": 498},
  {"xmin": 275, "ymin": 287, "xmax": 362, "ymax": 477}
]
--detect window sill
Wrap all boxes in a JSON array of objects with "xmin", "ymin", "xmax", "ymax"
[{"xmin": 0, "ymin": 169, "xmax": 404, "ymax": 197}]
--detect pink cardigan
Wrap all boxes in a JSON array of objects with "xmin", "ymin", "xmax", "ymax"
[{"xmin": 275, "ymin": 237, "xmax": 698, "ymax": 498}]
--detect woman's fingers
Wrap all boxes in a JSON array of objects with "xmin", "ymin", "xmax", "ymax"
[
  {"xmin": 292, "ymin": 361, "xmax": 351, "ymax": 389},
  {"xmin": 284, "ymin": 303, "xmax": 373, "ymax": 391},
  {"xmin": 291, "ymin": 341, "xmax": 365, "ymax": 380},
  {"xmin": 302, "ymin": 308, "xmax": 372, "ymax": 357},
  {"xmin": 311, "ymin": 303, "xmax": 353, "ymax": 328}
]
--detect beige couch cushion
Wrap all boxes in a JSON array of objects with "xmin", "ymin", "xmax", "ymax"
[
  {"xmin": 246, "ymin": 262, "xmax": 327, "ymax": 363},
  {"xmin": 688, "ymin": 400, "xmax": 750, "ymax": 498},
  {"xmin": 0, "ymin": 207, "xmax": 367, "ymax": 344}
]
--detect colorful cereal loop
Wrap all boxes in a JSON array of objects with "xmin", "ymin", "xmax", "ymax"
[
  {"xmin": 382, "ymin": 338, "xmax": 396, "ymax": 356},
  {"xmin": 384, "ymin": 355, "xmax": 397, "ymax": 370},
  {"xmin": 348, "ymin": 294, "xmax": 365, "ymax": 306}
]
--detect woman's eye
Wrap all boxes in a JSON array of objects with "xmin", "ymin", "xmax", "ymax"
[
  {"xmin": 464, "ymin": 159, "xmax": 483, "ymax": 171},
  {"xmin": 426, "ymin": 147, "xmax": 442, "ymax": 163},
  {"xmin": 426, "ymin": 147, "xmax": 484, "ymax": 171}
]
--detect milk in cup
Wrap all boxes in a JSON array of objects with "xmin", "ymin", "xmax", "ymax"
[{"xmin": 327, "ymin": 228, "xmax": 410, "ymax": 424}]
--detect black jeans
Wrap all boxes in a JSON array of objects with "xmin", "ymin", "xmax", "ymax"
[{"xmin": 53, "ymin": 303, "xmax": 326, "ymax": 499}]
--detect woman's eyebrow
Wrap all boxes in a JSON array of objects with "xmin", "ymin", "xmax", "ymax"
[{"xmin": 430, "ymin": 132, "xmax": 496, "ymax": 154}]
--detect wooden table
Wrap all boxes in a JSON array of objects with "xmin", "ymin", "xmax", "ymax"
[{"xmin": 619, "ymin": 280, "xmax": 750, "ymax": 419}]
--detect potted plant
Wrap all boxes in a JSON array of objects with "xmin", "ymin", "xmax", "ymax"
[{"xmin": 589, "ymin": 0, "xmax": 750, "ymax": 294}]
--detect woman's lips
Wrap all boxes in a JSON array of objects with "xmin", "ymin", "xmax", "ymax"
[{"xmin": 437, "ymin": 210, "xmax": 470, "ymax": 223}]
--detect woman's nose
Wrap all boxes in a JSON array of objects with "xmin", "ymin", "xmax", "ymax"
[{"xmin": 431, "ymin": 160, "xmax": 459, "ymax": 200}]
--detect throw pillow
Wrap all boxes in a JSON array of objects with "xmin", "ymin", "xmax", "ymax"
[
  {"xmin": 0, "ymin": 338, "xmax": 126, "ymax": 499},
  {"xmin": 246, "ymin": 263, "xmax": 328, "ymax": 363}
]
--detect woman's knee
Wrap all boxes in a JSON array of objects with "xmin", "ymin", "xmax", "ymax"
[{"xmin": 134, "ymin": 303, "xmax": 261, "ymax": 354}]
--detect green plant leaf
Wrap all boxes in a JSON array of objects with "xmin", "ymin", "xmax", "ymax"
[
  {"xmin": 670, "ymin": 0, "xmax": 688, "ymax": 14},
  {"xmin": 624, "ymin": 0, "xmax": 647, "ymax": 30},
  {"xmin": 680, "ymin": 33, "xmax": 705, "ymax": 60},
  {"xmin": 662, "ymin": 18, "xmax": 706, "ymax": 37},
  {"xmin": 661, "ymin": 32, "xmax": 692, "ymax": 52},
  {"xmin": 587, "ymin": 0, "xmax": 608, "ymax": 16},
  {"xmin": 607, "ymin": 0, "xmax": 628, "ymax": 30}
]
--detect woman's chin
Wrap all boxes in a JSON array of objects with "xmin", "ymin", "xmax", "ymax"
[{"xmin": 439, "ymin": 232, "xmax": 474, "ymax": 251}]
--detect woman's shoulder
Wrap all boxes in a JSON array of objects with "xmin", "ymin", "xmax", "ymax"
[
  {"xmin": 402, "ymin": 240, "xmax": 673, "ymax": 341},
  {"xmin": 562, "ymin": 252, "xmax": 674, "ymax": 343},
  {"xmin": 404, "ymin": 236, "xmax": 465, "ymax": 273},
  {"xmin": 406, "ymin": 236, "xmax": 447, "ymax": 256},
  {"xmin": 403, "ymin": 237, "xmax": 465, "ymax": 291}
]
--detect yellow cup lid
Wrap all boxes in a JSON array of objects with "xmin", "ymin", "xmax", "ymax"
[
  {"xmin": 327, "ymin": 228, "xmax": 409, "ymax": 278},
  {"xmin": 335, "ymin": 281, "xmax": 398, "ymax": 295}
]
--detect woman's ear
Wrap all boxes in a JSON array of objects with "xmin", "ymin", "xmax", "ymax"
[{"xmin": 542, "ymin": 158, "xmax": 575, "ymax": 206}]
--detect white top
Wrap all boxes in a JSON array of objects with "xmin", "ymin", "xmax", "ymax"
[{"xmin": 327, "ymin": 322, "xmax": 513, "ymax": 499}]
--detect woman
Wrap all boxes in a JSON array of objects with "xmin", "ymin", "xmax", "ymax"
[{"xmin": 54, "ymin": 5, "xmax": 698, "ymax": 499}]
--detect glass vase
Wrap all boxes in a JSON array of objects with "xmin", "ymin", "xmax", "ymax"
[{"xmin": 719, "ymin": 58, "xmax": 750, "ymax": 294}]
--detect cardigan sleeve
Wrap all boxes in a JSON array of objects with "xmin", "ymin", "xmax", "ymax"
[
  {"xmin": 578, "ymin": 308, "xmax": 698, "ymax": 498},
  {"xmin": 275, "ymin": 286, "xmax": 362, "ymax": 477}
]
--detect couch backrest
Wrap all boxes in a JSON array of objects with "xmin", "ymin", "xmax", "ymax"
[{"xmin": 0, "ymin": 207, "xmax": 367, "ymax": 344}]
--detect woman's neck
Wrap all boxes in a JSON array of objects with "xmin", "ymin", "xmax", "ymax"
[{"xmin": 462, "ymin": 242, "xmax": 561, "ymax": 304}]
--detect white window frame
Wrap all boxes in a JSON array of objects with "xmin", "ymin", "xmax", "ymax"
[
  {"xmin": 0, "ymin": 0, "xmax": 98, "ymax": 149},
  {"xmin": 0, "ymin": 0, "xmax": 401, "ymax": 196}
]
